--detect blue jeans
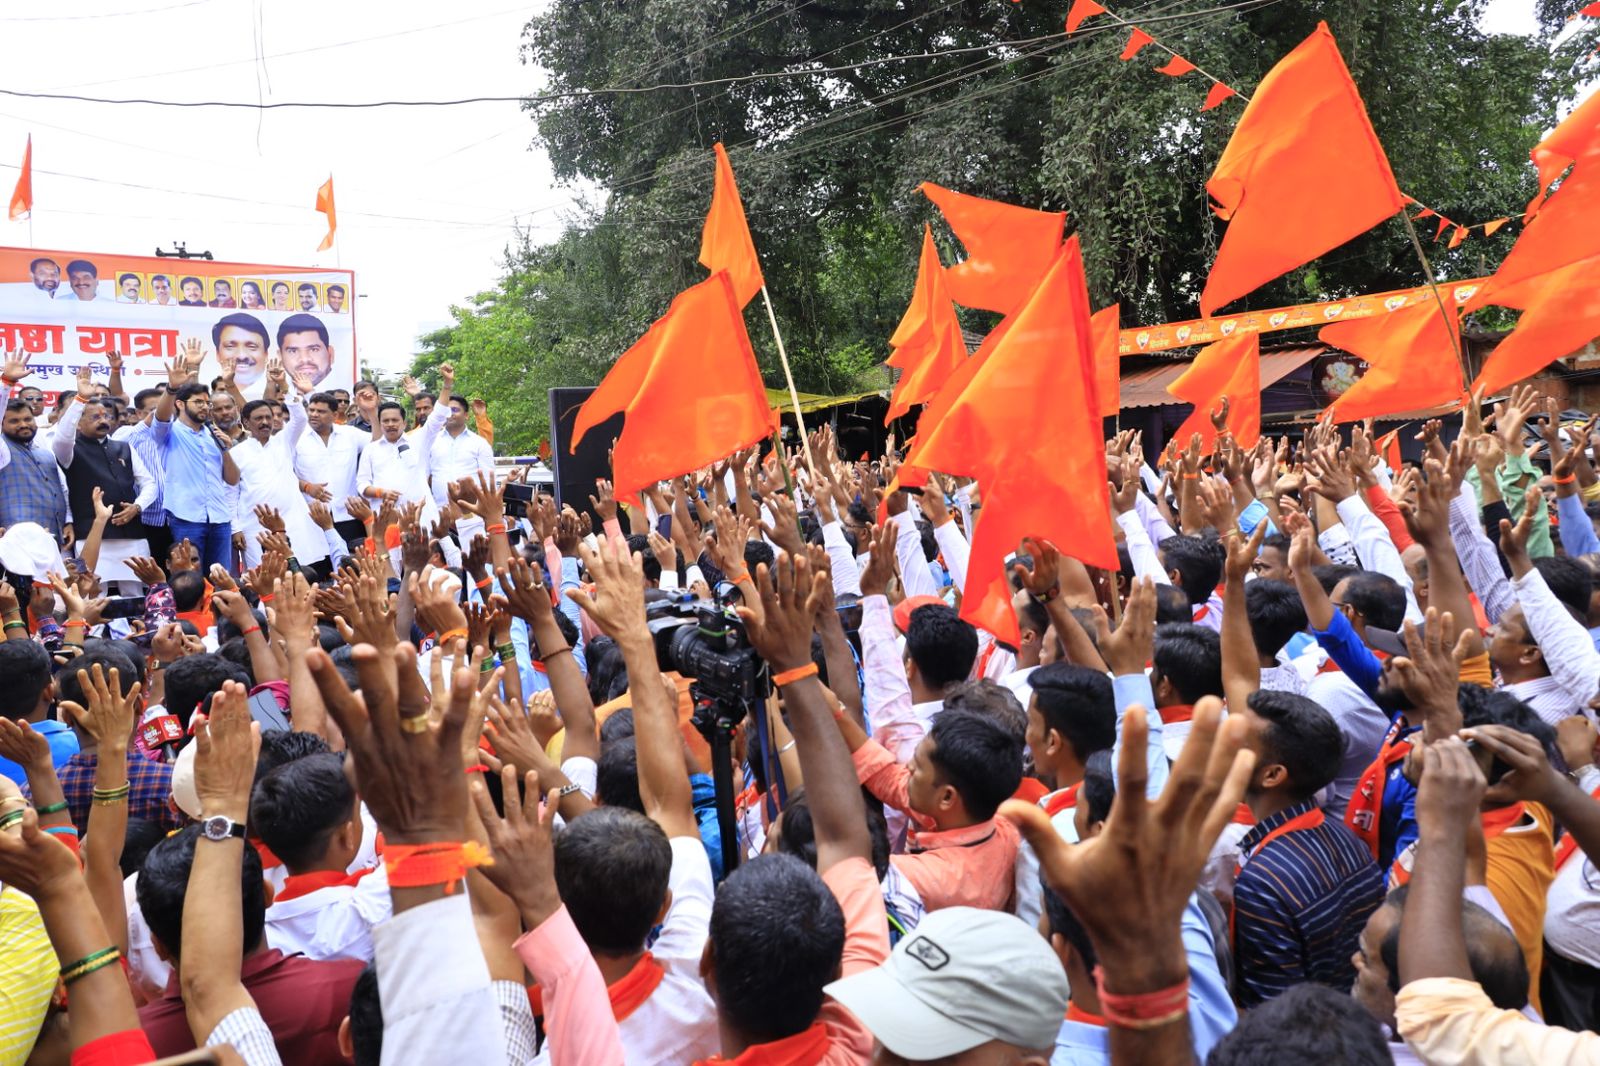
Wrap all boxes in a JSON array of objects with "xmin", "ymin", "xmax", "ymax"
[{"xmin": 167, "ymin": 518, "xmax": 233, "ymax": 576}]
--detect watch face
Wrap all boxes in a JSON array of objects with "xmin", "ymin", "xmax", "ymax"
[{"xmin": 202, "ymin": 815, "xmax": 234, "ymax": 840}]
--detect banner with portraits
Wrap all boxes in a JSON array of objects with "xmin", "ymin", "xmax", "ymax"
[{"xmin": 0, "ymin": 246, "xmax": 357, "ymax": 402}]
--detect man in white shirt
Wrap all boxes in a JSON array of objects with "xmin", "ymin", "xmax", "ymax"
[
  {"xmin": 430, "ymin": 393, "xmax": 495, "ymax": 542},
  {"xmin": 296, "ymin": 391, "xmax": 369, "ymax": 546},
  {"xmin": 229, "ymin": 369, "xmax": 331, "ymax": 574},
  {"xmin": 357, "ymin": 362, "xmax": 453, "ymax": 529}
]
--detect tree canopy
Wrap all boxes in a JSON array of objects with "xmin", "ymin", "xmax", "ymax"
[{"xmin": 415, "ymin": 0, "xmax": 1593, "ymax": 455}]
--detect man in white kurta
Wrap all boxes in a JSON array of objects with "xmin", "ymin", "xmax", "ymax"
[{"xmin": 231, "ymin": 390, "xmax": 330, "ymax": 572}]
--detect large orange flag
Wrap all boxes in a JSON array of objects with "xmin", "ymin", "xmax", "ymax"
[
  {"xmin": 315, "ymin": 176, "xmax": 336, "ymax": 252},
  {"xmin": 1468, "ymin": 161, "xmax": 1600, "ymax": 314},
  {"xmin": 911, "ymin": 236, "xmax": 1116, "ymax": 644},
  {"xmin": 1319, "ymin": 302, "xmax": 1464, "ymax": 422},
  {"xmin": 698, "ymin": 143, "xmax": 764, "ymax": 308},
  {"xmin": 1472, "ymin": 255, "xmax": 1600, "ymax": 396},
  {"xmin": 1528, "ymin": 86, "xmax": 1600, "ymax": 217},
  {"xmin": 919, "ymin": 182, "xmax": 1065, "ymax": 315},
  {"xmin": 886, "ymin": 226, "xmax": 968, "ymax": 423},
  {"xmin": 8, "ymin": 136, "xmax": 31, "ymax": 222},
  {"xmin": 572, "ymin": 272, "xmax": 777, "ymax": 497},
  {"xmin": 1091, "ymin": 304, "xmax": 1120, "ymax": 418},
  {"xmin": 1199, "ymin": 23, "xmax": 1404, "ymax": 317},
  {"xmin": 1168, "ymin": 333, "xmax": 1261, "ymax": 449}
]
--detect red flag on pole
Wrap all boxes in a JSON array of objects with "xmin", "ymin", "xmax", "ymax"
[
  {"xmin": 8, "ymin": 136, "xmax": 32, "ymax": 222},
  {"xmin": 1198, "ymin": 23, "xmax": 1405, "ymax": 318},
  {"xmin": 698, "ymin": 143, "xmax": 765, "ymax": 308},
  {"xmin": 1319, "ymin": 302, "xmax": 1464, "ymax": 423},
  {"xmin": 315, "ymin": 176, "xmax": 337, "ymax": 252},
  {"xmin": 886, "ymin": 226, "xmax": 968, "ymax": 423},
  {"xmin": 919, "ymin": 182, "xmax": 1065, "ymax": 315}
]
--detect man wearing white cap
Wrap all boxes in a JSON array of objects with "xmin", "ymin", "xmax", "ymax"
[{"xmin": 824, "ymin": 906, "xmax": 1068, "ymax": 1064}]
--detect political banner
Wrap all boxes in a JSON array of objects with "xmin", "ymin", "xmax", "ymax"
[{"xmin": 0, "ymin": 246, "xmax": 356, "ymax": 402}]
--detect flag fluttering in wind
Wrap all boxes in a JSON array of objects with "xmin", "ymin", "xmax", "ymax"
[
  {"xmin": 1319, "ymin": 302, "xmax": 1464, "ymax": 422},
  {"xmin": 919, "ymin": 182, "xmax": 1065, "ymax": 315},
  {"xmin": 572, "ymin": 272, "xmax": 777, "ymax": 497},
  {"xmin": 886, "ymin": 226, "xmax": 968, "ymax": 423},
  {"xmin": 1167, "ymin": 332, "xmax": 1262, "ymax": 449},
  {"xmin": 909, "ymin": 237, "xmax": 1116, "ymax": 644},
  {"xmin": 1198, "ymin": 22, "xmax": 1405, "ymax": 318},
  {"xmin": 698, "ymin": 143, "xmax": 765, "ymax": 308},
  {"xmin": 316, "ymin": 176, "xmax": 337, "ymax": 252},
  {"xmin": 1091, "ymin": 304, "xmax": 1121, "ymax": 418},
  {"xmin": 8, "ymin": 136, "xmax": 32, "ymax": 222}
]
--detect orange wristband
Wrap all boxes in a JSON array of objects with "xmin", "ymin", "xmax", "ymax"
[
  {"xmin": 437, "ymin": 627, "xmax": 468, "ymax": 647},
  {"xmin": 485, "ymin": 523, "xmax": 508, "ymax": 536},
  {"xmin": 772, "ymin": 662, "xmax": 819, "ymax": 687},
  {"xmin": 1556, "ymin": 473, "xmax": 1577, "ymax": 485},
  {"xmin": 383, "ymin": 841, "xmax": 492, "ymax": 893}
]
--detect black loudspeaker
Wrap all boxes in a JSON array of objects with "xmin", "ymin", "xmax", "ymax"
[{"xmin": 548, "ymin": 387, "xmax": 622, "ymax": 526}]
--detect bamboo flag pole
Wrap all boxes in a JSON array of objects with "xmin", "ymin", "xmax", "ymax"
[
  {"xmin": 759, "ymin": 283, "xmax": 819, "ymax": 479},
  {"xmin": 1398, "ymin": 209, "xmax": 1473, "ymax": 392}
]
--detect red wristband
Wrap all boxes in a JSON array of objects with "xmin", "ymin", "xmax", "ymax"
[
  {"xmin": 485, "ymin": 523, "xmax": 508, "ymax": 536},
  {"xmin": 384, "ymin": 841, "xmax": 492, "ymax": 893},
  {"xmin": 239, "ymin": 625, "xmax": 261, "ymax": 637},
  {"xmin": 1092, "ymin": 966, "xmax": 1190, "ymax": 1029},
  {"xmin": 259, "ymin": 593, "xmax": 275, "ymax": 604}
]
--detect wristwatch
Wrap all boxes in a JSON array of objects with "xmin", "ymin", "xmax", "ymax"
[{"xmin": 199, "ymin": 815, "xmax": 246, "ymax": 843}]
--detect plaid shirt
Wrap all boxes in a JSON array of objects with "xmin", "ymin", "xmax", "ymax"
[
  {"xmin": 41, "ymin": 749, "xmax": 181, "ymax": 835},
  {"xmin": 0, "ymin": 436, "xmax": 68, "ymax": 536},
  {"xmin": 112, "ymin": 420, "xmax": 167, "ymax": 526}
]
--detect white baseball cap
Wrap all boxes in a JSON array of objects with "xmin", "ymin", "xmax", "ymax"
[{"xmin": 824, "ymin": 907, "xmax": 1068, "ymax": 1059}]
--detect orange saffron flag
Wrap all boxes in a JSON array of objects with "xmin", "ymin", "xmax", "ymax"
[
  {"xmin": 1318, "ymin": 302, "xmax": 1464, "ymax": 423},
  {"xmin": 315, "ymin": 176, "xmax": 336, "ymax": 252},
  {"xmin": 919, "ymin": 182, "xmax": 1065, "ymax": 315},
  {"xmin": 572, "ymin": 272, "xmax": 777, "ymax": 497},
  {"xmin": 886, "ymin": 226, "xmax": 968, "ymax": 423},
  {"xmin": 8, "ymin": 135, "xmax": 30, "ymax": 222},
  {"xmin": 1376, "ymin": 428, "xmax": 1402, "ymax": 473},
  {"xmin": 698, "ymin": 143, "xmax": 765, "ymax": 308},
  {"xmin": 1156, "ymin": 55, "xmax": 1196, "ymax": 77},
  {"xmin": 1527, "ymin": 87, "xmax": 1600, "ymax": 217},
  {"xmin": 1065, "ymin": 0, "xmax": 1105, "ymax": 33},
  {"xmin": 1091, "ymin": 304, "xmax": 1121, "ymax": 418},
  {"xmin": 1120, "ymin": 27, "xmax": 1154, "ymax": 60},
  {"xmin": 1167, "ymin": 332, "xmax": 1261, "ymax": 449},
  {"xmin": 911, "ymin": 237, "xmax": 1116, "ymax": 644},
  {"xmin": 1471, "ymin": 254, "xmax": 1600, "ymax": 397},
  {"xmin": 1201, "ymin": 82, "xmax": 1238, "ymax": 111},
  {"xmin": 1199, "ymin": 22, "xmax": 1405, "ymax": 318},
  {"xmin": 1483, "ymin": 217, "xmax": 1510, "ymax": 236},
  {"xmin": 1465, "ymin": 161, "xmax": 1600, "ymax": 315}
]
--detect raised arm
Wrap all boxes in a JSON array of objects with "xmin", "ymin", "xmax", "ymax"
[
  {"xmin": 1220, "ymin": 523, "xmax": 1267, "ymax": 715},
  {"xmin": 498, "ymin": 555, "xmax": 598, "ymax": 762}
]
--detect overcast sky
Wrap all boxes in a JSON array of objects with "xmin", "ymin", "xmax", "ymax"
[{"xmin": 0, "ymin": 0, "xmax": 1572, "ymax": 376}]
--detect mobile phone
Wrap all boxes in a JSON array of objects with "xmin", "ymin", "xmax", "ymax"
[{"xmin": 97, "ymin": 596, "xmax": 145, "ymax": 620}]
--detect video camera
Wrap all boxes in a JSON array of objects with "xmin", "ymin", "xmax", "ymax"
[{"xmin": 645, "ymin": 593, "xmax": 769, "ymax": 708}]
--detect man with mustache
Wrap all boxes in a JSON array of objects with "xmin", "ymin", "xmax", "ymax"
[
  {"xmin": 0, "ymin": 392, "xmax": 71, "ymax": 548},
  {"xmin": 276, "ymin": 314, "xmax": 334, "ymax": 388}
]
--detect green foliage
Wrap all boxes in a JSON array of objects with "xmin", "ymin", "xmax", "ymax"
[{"xmin": 418, "ymin": 0, "xmax": 1590, "ymax": 426}]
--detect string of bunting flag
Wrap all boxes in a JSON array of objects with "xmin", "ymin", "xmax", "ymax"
[{"xmin": 1062, "ymin": 0, "xmax": 1527, "ymax": 253}]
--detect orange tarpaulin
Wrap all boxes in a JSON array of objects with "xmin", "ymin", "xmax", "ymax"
[
  {"xmin": 920, "ymin": 182, "xmax": 1065, "ymax": 315},
  {"xmin": 1319, "ymin": 301, "xmax": 1465, "ymax": 422},
  {"xmin": 698, "ymin": 143, "xmax": 765, "ymax": 308},
  {"xmin": 1168, "ymin": 332, "xmax": 1261, "ymax": 449},
  {"xmin": 572, "ymin": 272, "xmax": 777, "ymax": 497},
  {"xmin": 911, "ymin": 237, "xmax": 1115, "ymax": 644},
  {"xmin": 1199, "ymin": 22, "xmax": 1405, "ymax": 317}
]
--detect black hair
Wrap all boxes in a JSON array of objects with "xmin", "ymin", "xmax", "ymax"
[
  {"xmin": 1246, "ymin": 690, "xmax": 1343, "ymax": 801},
  {"xmin": 1312, "ymin": 563, "xmax": 1359, "ymax": 596},
  {"xmin": 163, "ymin": 653, "xmax": 251, "ymax": 731},
  {"xmin": 1028, "ymin": 663, "xmax": 1115, "ymax": 763},
  {"xmin": 1158, "ymin": 534, "xmax": 1224, "ymax": 607},
  {"xmin": 743, "ymin": 538, "xmax": 775, "ymax": 577},
  {"xmin": 256, "ymin": 729, "xmax": 331, "ymax": 779},
  {"xmin": 215, "ymin": 609, "xmax": 267, "ymax": 646},
  {"xmin": 173, "ymin": 382, "xmax": 209, "ymax": 404},
  {"xmin": 276, "ymin": 313, "xmax": 329, "ymax": 348},
  {"xmin": 586, "ymin": 638, "xmax": 627, "ymax": 706},
  {"xmin": 1041, "ymin": 881, "xmax": 1096, "ymax": 970},
  {"xmin": 600, "ymin": 708, "xmax": 635, "ymax": 744},
  {"xmin": 121, "ymin": 818, "xmax": 167, "ymax": 879},
  {"xmin": 250, "ymin": 754, "xmax": 356, "ymax": 872},
  {"xmin": 1080, "ymin": 748, "xmax": 1116, "ymax": 825},
  {"xmin": 4, "ymin": 398, "xmax": 29, "ymax": 416},
  {"xmin": 1153, "ymin": 582, "xmax": 1194, "ymax": 625},
  {"xmin": 1338, "ymin": 571, "xmax": 1406, "ymax": 631},
  {"xmin": 169, "ymin": 569, "xmax": 206, "ymax": 612},
  {"xmin": 905, "ymin": 603, "xmax": 978, "ymax": 689},
  {"xmin": 328, "ymin": 284, "xmax": 346, "ymax": 297},
  {"xmin": 216, "ymin": 638, "xmax": 255, "ymax": 685},
  {"xmin": 1375, "ymin": 886, "xmax": 1528, "ymax": 1008},
  {"xmin": 377, "ymin": 401, "xmax": 405, "ymax": 421},
  {"xmin": 180, "ymin": 275, "xmax": 201, "ymax": 290},
  {"xmin": 298, "ymin": 283, "xmax": 318, "ymax": 295},
  {"xmin": 354, "ymin": 379, "xmax": 377, "ymax": 393},
  {"xmin": 55, "ymin": 646, "xmax": 139, "ymax": 710},
  {"xmin": 553, "ymin": 807, "xmax": 672, "ymax": 954},
  {"xmin": 240, "ymin": 399, "xmax": 273, "ymax": 425},
  {"xmin": 210, "ymin": 312, "xmax": 270, "ymax": 350},
  {"xmin": 133, "ymin": 387, "xmax": 162, "ymax": 409},
  {"xmin": 708, "ymin": 853, "xmax": 845, "ymax": 1044},
  {"xmin": 66, "ymin": 259, "xmax": 97, "ymax": 278},
  {"xmin": 1206, "ymin": 983, "xmax": 1389, "ymax": 1065},
  {"xmin": 942, "ymin": 678, "xmax": 1026, "ymax": 745},
  {"xmin": 1016, "ymin": 594, "xmax": 1049, "ymax": 639},
  {"xmin": 152, "ymin": 274, "xmax": 169, "ymax": 284},
  {"xmin": 348, "ymin": 964, "xmax": 382, "ymax": 1066},
  {"xmin": 596, "ymin": 736, "xmax": 644, "ymax": 813},
  {"xmin": 119, "ymin": 272, "xmax": 139, "ymax": 286},
  {"xmin": 29, "ymin": 257, "xmax": 58, "ymax": 273},
  {"xmin": 1260, "ymin": 532, "xmax": 1291, "ymax": 558},
  {"xmin": 1245, "ymin": 578, "xmax": 1309, "ymax": 658},
  {"xmin": 137, "ymin": 824, "xmax": 266, "ymax": 958},
  {"xmin": 926, "ymin": 709, "xmax": 1023, "ymax": 820},
  {"xmin": 627, "ymin": 533, "xmax": 661, "ymax": 583},
  {"xmin": 1152, "ymin": 623, "xmax": 1223, "ymax": 703},
  {"xmin": 1455, "ymin": 684, "xmax": 1561, "ymax": 784},
  {"xmin": 772, "ymin": 787, "xmax": 892, "ymax": 881},
  {"xmin": 307, "ymin": 391, "xmax": 340, "ymax": 411},
  {"xmin": 0, "ymin": 640, "xmax": 51, "ymax": 719},
  {"xmin": 1534, "ymin": 555, "xmax": 1594, "ymax": 619}
]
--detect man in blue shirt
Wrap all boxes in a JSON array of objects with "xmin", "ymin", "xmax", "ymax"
[
  {"xmin": 151, "ymin": 345, "xmax": 241, "ymax": 575},
  {"xmin": 0, "ymin": 640, "xmax": 79, "ymax": 785}
]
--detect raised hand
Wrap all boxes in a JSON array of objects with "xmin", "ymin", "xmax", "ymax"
[
  {"xmin": 1094, "ymin": 576, "xmax": 1157, "ymax": 676},
  {"xmin": 57, "ymin": 664, "xmax": 140, "ymax": 752},
  {"xmin": 469, "ymin": 766, "xmax": 561, "ymax": 926},
  {"xmin": 407, "ymin": 567, "xmax": 468, "ymax": 639},
  {"xmin": 0, "ymin": 347, "xmax": 31, "ymax": 384},
  {"xmin": 736, "ymin": 551, "xmax": 827, "ymax": 672},
  {"xmin": 495, "ymin": 556, "xmax": 556, "ymax": 629},
  {"xmin": 1012, "ymin": 537, "xmax": 1061, "ymax": 601},
  {"xmin": 760, "ymin": 491, "xmax": 804, "ymax": 555},
  {"xmin": 588, "ymin": 478, "xmax": 618, "ymax": 524},
  {"xmin": 857, "ymin": 520, "xmax": 898, "ymax": 598},
  {"xmin": 253, "ymin": 505, "xmax": 286, "ymax": 535},
  {"xmin": 566, "ymin": 537, "xmax": 647, "ymax": 641}
]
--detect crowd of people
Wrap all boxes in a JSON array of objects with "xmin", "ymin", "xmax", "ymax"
[{"xmin": 2, "ymin": 342, "xmax": 1600, "ymax": 1066}]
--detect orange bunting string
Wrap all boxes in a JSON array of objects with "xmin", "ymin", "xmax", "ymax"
[
  {"xmin": 1412, "ymin": 207, "xmax": 1436, "ymax": 221},
  {"xmin": 1448, "ymin": 225, "xmax": 1469, "ymax": 249},
  {"xmin": 1065, "ymin": 0, "xmax": 1106, "ymax": 34},
  {"xmin": 1155, "ymin": 54, "xmax": 1196, "ymax": 77},
  {"xmin": 1119, "ymin": 27, "xmax": 1154, "ymax": 60},
  {"xmin": 1435, "ymin": 216, "xmax": 1452, "ymax": 240},
  {"xmin": 1482, "ymin": 217, "xmax": 1510, "ymax": 236},
  {"xmin": 1201, "ymin": 82, "xmax": 1237, "ymax": 111}
]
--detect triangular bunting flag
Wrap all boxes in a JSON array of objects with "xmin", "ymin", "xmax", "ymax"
[
  {"xmin": 1201, "ymin": 82, "xmax": 1238, "ymax": 111},
  {"xmin": 1119, "ymin": 27, "xmax": 1154, "ymax": 61},
  {"xmin": 1065, "ymin": 0, "xmax": 1106, "ymax": 34},
  {"xmin": 698, "ymin": 143, "xmax": 765, "ymax": 308},
  {"xmin": 1482, "ymin": 217, "xmax": 1510, "ymax": 236},
  {"xmin": 1156, "ymin": 54, "xmax": 1196, "ymax": 77}
]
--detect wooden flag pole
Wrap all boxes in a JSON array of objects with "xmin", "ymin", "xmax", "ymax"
[
  {"xmin": 1399, "ymin": 209, "xmax": 1472, "ymax": 391},
  {"xmin": 759, "ymin": 284, "xmax": 819, "ymax": 477}
]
